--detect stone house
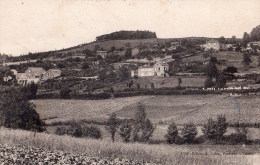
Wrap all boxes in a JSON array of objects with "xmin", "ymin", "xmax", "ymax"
[
  {"xmin": 204, "ymin": 39, "xmax": 220, "ymax": 52},
  {"xmin": 131, "ymin": 61, "xmax": 169, "ymax": 77},
  {"xmin": 15, "ymin": 67, "xmax": 61, "ymax": 86},
  {"xmin": 42, "ymin": 69, "xmax": 62, "ymax": 80},
  {"xmin": 153, "ymin": 61, "xmax": 169, "ymax": 77},
  {"xmin": 96, "ymin": 51, "xmax": 108, "ymax": 58}
]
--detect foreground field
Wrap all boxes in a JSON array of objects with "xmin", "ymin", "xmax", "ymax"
[
  {"xmin": 33, "ymin": 96, "xmax": 152, "ymax": 124},
  {"xmin": 1, "ymin": 128, "xmax": 259, "ymax": 165}
]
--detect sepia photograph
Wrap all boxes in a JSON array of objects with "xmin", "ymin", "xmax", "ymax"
[{"xmin": 0, "ymin": 0, "xmax": 260, "ymax": 164}]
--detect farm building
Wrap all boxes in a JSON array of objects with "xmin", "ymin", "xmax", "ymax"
[
  {"xmin": 96, "ymin": 51, "xmax": 108, "ymax": 58},
  {"xmin": 203, "ymin": 39, "xmax": 220, "ymax": 52},
  {"xmin": 42, "ymin": 69, "xmax": 62, "ymax": 80},
  {"xmin": 15, "ymin": 67, "xmax": 61, "ymax": 86},
  {"xmin": 112, "ymin": 50, "xmax": 125, "ymax": 56}
]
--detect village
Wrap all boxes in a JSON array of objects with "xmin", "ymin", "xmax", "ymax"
[{"xmin": 1, "ymin": 36, "xmax": 260, "ymax": 96}]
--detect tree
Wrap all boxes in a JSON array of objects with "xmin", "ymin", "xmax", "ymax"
[
  {"xmin": 105, "ymin": 113, "xmax": 118, "ymax": 142},
  {"xmin": 218, "ymin": 36, "xmax": 225, "ymax": 43},
  {"xmin": 231, "ymin": 36, "xmax": 237, "ymax": 44},
  {"xmin": 119, "ymin": 119, "xmax": 132, "ymax": 142},
  {"xmin": 82, "ymin": 62, "xmax": 89, "ymax": 70},
  {"xmin": 110, "ymin": 46, "xmax": 116, "ymax": 52},
  {"xmin": 27, "ymin": 82, "xmax": 38, "ymax": 99},
  {"xmin": 118, "ymin": 66, "xmax": 130, "ymax": 81},
  {"xmin": 0, "ymin": 88, "xmax": 45, "ymax": 131},
  {"xmin": 151, "ymin": 82, "xmax": 155, "ymax": 89},
  {"xmin": 181, "ymin": 123, "xmax": 197, "ymax": 143},
  {"xmin": 250, "ymin": 25, "xmax": 260, "ymax": 41},
  {"xmin": 258, "ymin": 56, "xmax": 260, "ymax": 67},
  {"xmin": 242, "ymin": 53, "xmax": 252, "ymax": 67},
  {"xmin": 178, "ymin": 77, "xmax": 182, "ymax": 87},
  {"xmin": 125, "ymin": 48, "xmax": 132, "ymax": 59},
  {"xmin": 202, "ymin": 114, "xmax": 228, "ymax": 141},
  {"xmin": 133, "ymin": 102, "xmax": 155, "ymax": 142},
  {"xmin": 223, "ymin": 66, "xmax": 238, "ymax": 74},
  {"xmin": 205, "ymin": 57, "xmax": 218, "ymax": 79},
  {"xmin": 216, "ymin": 73, "xmax": 226, "ymax": 88},
  {"xmin": 60, "ymin": 88, "xmax": 71, "ymax": 99},
  {"xmin": 242, "ymin": 32, "xmax": 251, "ymax": 47},
  {"xmin": 140, "ymin": 118, "xmax": 155, "ymax": 142},
  {"xmin": 165, "ymin": 122, "xmax": 178, "ymax": 144}
]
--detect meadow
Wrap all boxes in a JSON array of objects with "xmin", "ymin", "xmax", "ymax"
[
  {"xmin": 0, "ymin": 128, "xmax": 259, "ymax": 165},
  {"xmin": 117, "ymin": 94, "xmax": 260, "ymax": 125},
  {"xmin": 32, "ymin": 96, "xmax": 152, "ymax": 124},
  {"xmin": 34, "ymin": 94, "xmax": 260, "ymax": 126}
]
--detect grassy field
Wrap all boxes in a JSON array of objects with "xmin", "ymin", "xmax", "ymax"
[
  {"xmin": 116, "ymin": 94, "xmax": 260, "ymax": 125},
  {"xmin": 32, "ymin": 96, "xmax": 152, "ymax": 124},
  {"xmin": 33, "ymin": 94, "xmax": 260, "ymax": 126},
  {"xmin": 1, "ymin": 128, "xmax": 259, "ymax": 165}
]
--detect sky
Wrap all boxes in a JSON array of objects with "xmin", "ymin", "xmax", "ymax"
[{"xmin": 0, "ymin": 0, "xmax": 259, "ymax": 56}]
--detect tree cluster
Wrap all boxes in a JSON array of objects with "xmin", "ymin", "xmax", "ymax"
[
  {"xmin": 96, "ymin": 30, "xmax": 157, "ymax": 41},
  {"xmin": 105, "ymin": 102, "xmax": 155, "ymax": 143},
  {"xmin": 0, "ymin": 87, "xmax": 45, "ymax": 132}
]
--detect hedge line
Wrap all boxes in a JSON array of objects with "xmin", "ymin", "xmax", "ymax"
[{"xmin": 35, "ymin": 88, "xmax": 258, "ymax": 100}]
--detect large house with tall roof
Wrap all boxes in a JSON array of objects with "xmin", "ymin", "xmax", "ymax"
[{"xmin": 13, "ymin": 67, "xmax": 61, "ymax": 86}]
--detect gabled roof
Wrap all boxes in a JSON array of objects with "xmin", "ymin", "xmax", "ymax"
[
  {"xmin": 206, "ymin": 39, "xmax": 220, "ymax": 44},
  {"xmin": 27, "ymin": 67, "xmax": 46, "ymax": 72}
]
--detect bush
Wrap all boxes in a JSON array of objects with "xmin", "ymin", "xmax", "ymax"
[
  {"xmin": 202, "ymin": 114, "xmax": 228, "ymax": 142},
  {"xmin": 165, "ymin": 122, "xmax": 178, "ymax": 144},
  {"xmin": 181, "ymin": 123, "xmax": 198, "ymax": 143},
  {"xmin": 54, "ymin": 126, "xmax": 67, "ymax": 135},
  {"xmin": 83, "ymin": 125, "xmax": 102, "ymax": 139},
  {"xmin": 119, "ymin": 119, "xmax": 132, "ymax": 143},
  {"xmin": 55, "ymin": 123, "xmax": 102, "ymax": 139},
  {"xmin": 60, "ymin": 88, "xmax": 71, "ymax": 99},
  {"xmin": 227, "ymin": 126, "xmax": 248, "ymax": 144},
  {"xmin": 174, "ymin": 135, "xmax": 185, "ymax": 145}
]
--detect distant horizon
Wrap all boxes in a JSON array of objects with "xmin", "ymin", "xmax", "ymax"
[
  {"xmin": 0, "ymin": 33, "xmax": 244, "ymax": 56},
  {"xmin": 0, "ymin": 0, "xmax": 259, "ymax": 56}
]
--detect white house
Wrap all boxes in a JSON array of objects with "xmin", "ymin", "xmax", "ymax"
[{"xmin": 131, "ymin": 61, "xmax": 169, "ymax": 77}]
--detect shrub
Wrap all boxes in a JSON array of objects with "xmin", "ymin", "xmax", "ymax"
[
  {"xmin": 119, "ymin": 119, "xmax": 132, "ymax": 143},
  {"xmin": 84, "ymin": 125, "xmax": 102, "ymax": 139},
  {"xmin": 59, "ymin": 88, "xmax": 71, "ymax": 99},
  {"xmin": 227, "ymin": 126, "xmax": 248, "ymax": 144},
  {"xmin": 55, "ymin": 126, "xmax": 67, "ymax": 135},
  {"xmin": 181, "ymin": 123, "xmax": 198, "ymax": 143},
  {"xmin": 67, "ymin": 122, "xmax": 83, "ymax": 137},
  {"xmin": 174, "ymin": 135, "xmax": 185, "ymax": 145},
  {"xmin": 55, "ymin": 123, "xmax": 102, "ymax": 139},
  {"xmin": 165, "ymin": 122, "xmax": 178, "ymax": 144},
  {"xmin": 202, "ymin": 115, "xmax": 228, "ymax": 142}
]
